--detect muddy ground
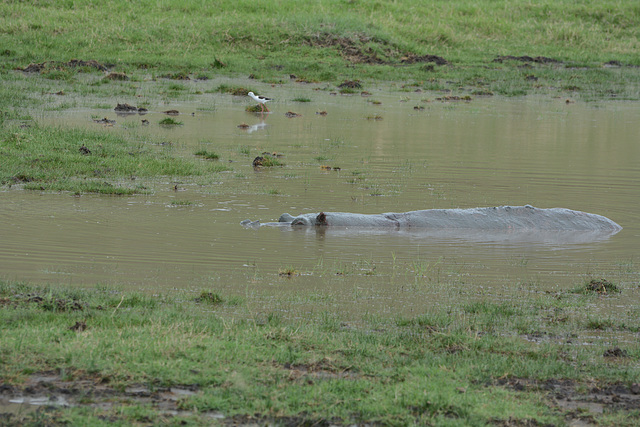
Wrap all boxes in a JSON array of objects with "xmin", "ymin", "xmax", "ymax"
[{"xmin": 2, "ymin": 370, "xmax": 639, "ymax": 425}]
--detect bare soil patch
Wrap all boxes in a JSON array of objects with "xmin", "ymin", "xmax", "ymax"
[
  {"xmin": 305, "ymin": 33, "xmax": 447, "ymax": 66},
  {"xmin": 585, "ymin": 278, "xmax": 619, "ymax": 294},
  {"xmin": 400, "ymin": 53, "xmax": 448, "ymax": 65},
  {"xmin": 496, "ymin": 377, "xmax": 640, "ymax": 423},
  {"xmin": 493, "ymin": 55, "xmax": 560, "ymax": 64},
  {"xmin": 20, "ymin": 59, "xmax": 109, "ymax": 73},
  {"xmin": 0, "ymin": 372, "xmax": 378, "ymax": 426}
]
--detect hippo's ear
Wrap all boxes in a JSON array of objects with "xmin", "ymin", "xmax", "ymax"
[
  {"xmin": 278, "ymin": 213, "xmax": 295, "ymax": 223},
  {"xmin": 316, "ymin": 212, "xmax": 328, "ymax": 226}
]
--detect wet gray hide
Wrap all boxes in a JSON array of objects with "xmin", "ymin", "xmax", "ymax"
[{"xmin": 241, "ymin": 205, "xmax": 622, "ymax": 232}]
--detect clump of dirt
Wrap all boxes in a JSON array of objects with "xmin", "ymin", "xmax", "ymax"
[
  {"xmin": 496, "ymin": 377, "xmax": 640, "ymax": 422},
  {"xmin": 603, "ymin": 60, "xmax": 622, "ymax": 67},
  {"xmin": 195, "ymin": 292, "xmax": 223, "ymax": 305},
  {"xmin": 69, "ymin": 321, "xmax": 87, "ymax": 332},
  {"xmin": 278, "ymin": 268, "xmax": 299, "ymax": 278},
  {"xmin": 252, "ymin": 154, "xmax": 284, "ymax": 168},
  {"xmin": 306, "ymin": 33, "xmax": 389, "ymax": 65},
  {"xmin": 252, "ymin": 156, "xmax": 265, "ymax": 167},
  {"xmin": 228, "ymin": 87, "xmax": 250, "ymax": 96},
  {"xmin": 93, "ymin": 117, "xmax": 115, "ymax": 125},
  {"xmin": 0, "ymin": 372, "xmax": 203, "ymax": 424},
  {"xmin": 338, "ymin": 80, "xmax": 362, "ymax": 89},
  {"xmin": 10, "ymin": 173, "xmax": 34, "ymax": 184},
  {"xmin": 104, "ymin": 72, "xmax": 128, "ymax": 81},
  {"xmin": 114, "ymin": 103, "xmax": 146, "ymax": 113},
  {"xmin": 261, "ymin": 152, "xmax": 284, "ymax": 158},
  {"xmin": 493, "ymin": 55, "xmax": 560, "ymax": 64},
  {"xmin": 245, "ymin": 104, "xmax": 263, "ymax": 113},
  {"xmin": 400, "ymin": 54, "xmax": 448, "ymax": 65},
  {"xmin": 603, "ymin": 347, "xmax": 629, "ymax": 358},
  {"xmin": 21, "ymin": 59, "xmax": 109, "ymax": 73},
  {"xmin": 114, "ymin": 103, "xmax": 138, "ymax": 112},
  {"xmin": 277, "ymin": 358, "xmax": 360, "ymax": 381},
  {"xmin": 211, "ymin": 58, "xmax": 226, "ymax": 69},
  {"xmin": 160, "ymin": 72, "xmax": 190, "ymax": 80},
  {"xmin": 585, "ymin": 279, "xmax": 619, "ymax": 294},
  {"xmin": 435, "ymin": 95, "xmax": 472, "ymax": 102},
  {"xmin": 304, "ymin": 32, "xmax": 447, "ymax": 67},
  {"xmin": 4, "ymin": 294, "xmax": 86, "ymax": 312}
]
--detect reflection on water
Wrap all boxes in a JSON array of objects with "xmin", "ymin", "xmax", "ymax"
[
  {"xmin": 271, "ymin": 226, "xmax": 620, "ymax": 247},
  {"xmin": 1, "ymin": 87, "xmax": 639, "ymax": 317}
]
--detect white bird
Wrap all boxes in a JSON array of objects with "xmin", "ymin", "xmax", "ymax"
[{"xmin": 248, "ymin": 92, "xmax": 272, "ymax": 113}]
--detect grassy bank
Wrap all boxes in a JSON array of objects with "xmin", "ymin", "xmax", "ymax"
[
  {"xmin": 1, "ymin": 280, "xmax": 639, "ymax": 425},
  {"xmin": 0, "ymin": 124, "xmax": 231, "ymax": 194},
  {"xmin": 2, "ymin": 0, "xmax": 639, "ymax": 72},
  {"xmin": 1, "ymin": 0, "xmax": 639, "ymax": 98},
  {"xmin": 1, "ymin": 0, "xmax": 640, "ymax": 192}
]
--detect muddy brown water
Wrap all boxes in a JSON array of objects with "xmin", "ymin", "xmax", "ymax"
[{"xmin": 1, "ymin": 85, "xmax": 639, "ymax": 319}]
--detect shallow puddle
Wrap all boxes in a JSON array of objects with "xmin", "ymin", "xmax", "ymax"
[{"xmin": 1, "ymin": 83, "xmax": 639, "ymax": 318}]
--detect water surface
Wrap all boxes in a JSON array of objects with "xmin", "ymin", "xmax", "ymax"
[{"xmin": 2, "ymin": 84, "xmax": 638, "ymax": 318}]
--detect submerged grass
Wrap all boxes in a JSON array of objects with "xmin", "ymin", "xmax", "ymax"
[
  {"xmin": 194, "ymin": 149, "xmax": 220, "ymax": 160},
  {"xmin": 1, "ymin": 280, "xmax": 639, "ymax": 425},
  {"xmin": 158, "ymin": 117, "xmax": 183, "ymax": 126}
]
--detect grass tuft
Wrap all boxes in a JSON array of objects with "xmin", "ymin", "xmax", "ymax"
[
  {"xmin": 194, "ymin": 150, "xmax": 220, "ymax": 160},
  {"xmin": 159, "ymin": 117, "xmax": 183, "ymax": 126},
  {"xmin": 575, "ymin": 279, "xmax": 620, "ymax": 295},
  {"xmin": 195, "ymin": 291, "xmax": 224, "ymax": 305}
]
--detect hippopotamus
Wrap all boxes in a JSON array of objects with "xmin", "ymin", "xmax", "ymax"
[{"xmin": 241, "ymin": 205, "xmax": 622, "ymax": 232}]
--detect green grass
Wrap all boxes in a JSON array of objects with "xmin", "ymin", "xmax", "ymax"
[
  {"xmin": 1, "ymin": 2, "xmax": 640, "ymax": 424},
  {"xmin": 1, "ymin": 1, "xmax": 639, "ymax": 99},
  {"xmin": 158, "ymin": 117, "xmax": 183, "ymax": 126},
  {"xmin": 0, "ymin": 124, "xmax": 231, "ymax": 194},
  {"xmin": 254, "ymin": 156, "xmax": 284, "ymax": 167},
  {"xmin": 1, "ymin": 280, "xmax": 639, "ymax": 425},
  {"xmin": 194, "ymin": 149, "xmax": 220, "ymax": 160}
]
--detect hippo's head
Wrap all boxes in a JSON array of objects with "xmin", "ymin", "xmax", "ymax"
[
  {"xmin": 278, "ymin": 213, "xmax": 312, "ymax": 225},
  {"xmin": 278, "ymin": 212, "xmax": 326, "ymax": 226}
]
